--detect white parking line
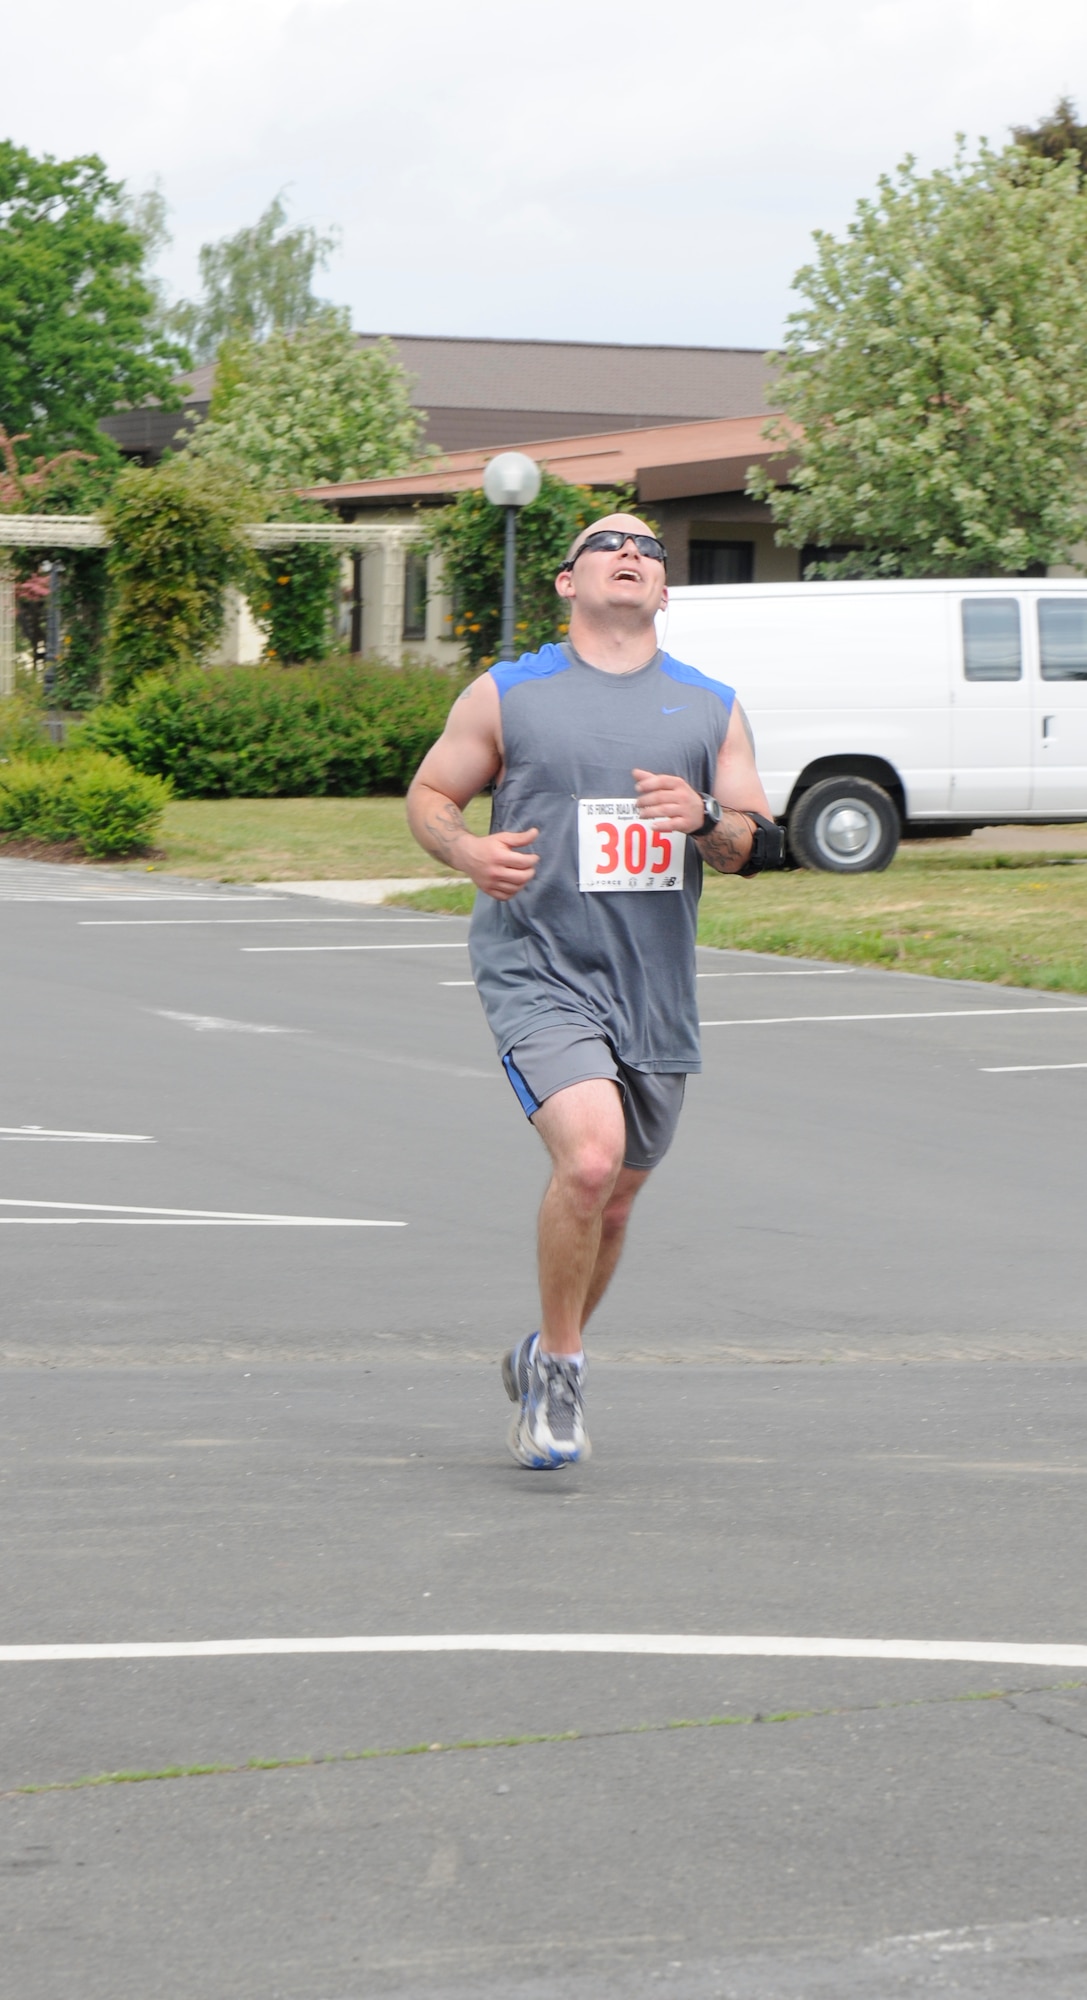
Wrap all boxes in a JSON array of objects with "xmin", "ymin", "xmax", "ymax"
[
  {"xmin": 696, "ymin": 969, "xmax": 853, "ymax": 980},
  {"xmin": 0, "ymin": 895, "xmax": 283, "ymax": 904},
  {"xmin": 243, "ymin": 942, "xmax": 470, "ymax": 954},
  {"xmin": 440, "ymin": 981, "xmax": 476, "ymax": 987},
  {"xmin": 1, "ymin": 1633, "xmax": 1084, "ymax": 1666},
  {"xmin": 700, "ymin": 1005, "xmax": 1087, "ymax": 1028},
  {"xmin": 982, "ymin": 1062, "xmax": 1087, "ymax": 1073},
  {"xmin": 81, "ymin": 917, "xmax": 457, "ymax": 927},
  {"xmin": 0, "ymin": 1127, "xmax": 154, "ymax": 1143},
  {"xmin": 0, "ymin": 1199, "xmax": 402, "ymax": 1227}
]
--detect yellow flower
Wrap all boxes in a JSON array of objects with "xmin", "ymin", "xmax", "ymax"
[{"xmin": 278, "ymin": 575, "xmax": 290, "ymax": 585}]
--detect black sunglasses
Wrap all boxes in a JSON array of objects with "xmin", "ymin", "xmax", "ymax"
[{"xmin": 559, "ymin": 529, "xmax": 668, "ymax": 572}]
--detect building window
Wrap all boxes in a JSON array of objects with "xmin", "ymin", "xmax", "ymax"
[
  {"xmin": 962, "ymin": 598, "xmax": 1022, "ymax": 681},
  {"xmin": 688, "ymin": 540, "xmax": 754, "ymax": 586},
  {"xmin": 349, "ymin": 552, "xmax": 363, "ymax": 655},
  {"xmin": 402, "ymin": 551, "xmax": 428, "ymax": 640}
]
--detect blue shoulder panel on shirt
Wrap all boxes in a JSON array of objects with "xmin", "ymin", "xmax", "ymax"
[
  {"xmin": 489, "ymin": 644, "xmax": 571, "ymax": 700},
  {"xmin": 660, "ymin": 653, "xmax": 735, "ymax": 712}
]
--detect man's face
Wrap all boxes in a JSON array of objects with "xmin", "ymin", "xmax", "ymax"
[{"xmin": 555, "ymin": 514, "xmax": 668, "ymax": 618}]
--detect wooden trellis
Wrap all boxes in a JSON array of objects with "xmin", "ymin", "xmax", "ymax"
[{"xmin": 0, "ymin": 516, "xmax": 425, "ymax": 695}]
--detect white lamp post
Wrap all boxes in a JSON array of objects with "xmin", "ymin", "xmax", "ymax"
[{"xmin": 482, "ymin": 452, "xmax": 542, "ymax": 659}]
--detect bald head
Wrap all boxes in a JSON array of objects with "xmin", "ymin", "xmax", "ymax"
[{"xmin": 565, "ymin": 513, "xmax": 661, "ymax": 564}]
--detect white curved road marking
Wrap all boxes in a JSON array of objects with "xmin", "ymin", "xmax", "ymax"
[{"xmin": 1, "ymin": 1634, "xmax": 1084, "ymax": 1666}]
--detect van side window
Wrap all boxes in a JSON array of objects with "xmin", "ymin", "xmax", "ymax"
[
  {"xmin": 961, "ymin": 599, "xmax": 1021, "ymax": 681},
  {"xmin": 1039, "ymin": 599, "xmax": 1087, "ymax": 680}
]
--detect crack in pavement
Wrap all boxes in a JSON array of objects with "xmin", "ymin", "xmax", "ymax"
[
  {"xmin": 5, "ymin": 1677, "xmax": 1085, "ymax": 1803},
  {"xmin": 1004, "ymin": 1692, "xmax": 1087, "ymax": 1745}
]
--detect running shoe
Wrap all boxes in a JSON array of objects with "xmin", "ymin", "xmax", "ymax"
[{"xmin": 502, "ymin": 1335, "xmax": 590, "ymax": 1468}]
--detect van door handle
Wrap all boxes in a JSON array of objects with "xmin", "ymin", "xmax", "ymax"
[{"xmin": 1042, "ymin": 715, "xmax": 1055, "ymax": 741}]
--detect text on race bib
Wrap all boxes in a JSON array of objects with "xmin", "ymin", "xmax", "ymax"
[{"xmin": 577, "ymin": 798, "xmax": 686, "ymax": 894}]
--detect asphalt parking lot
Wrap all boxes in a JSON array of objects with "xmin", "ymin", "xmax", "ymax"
[{"xmin": 2, "ymin": 856, "xmax": 1086, "ymax": 1999}]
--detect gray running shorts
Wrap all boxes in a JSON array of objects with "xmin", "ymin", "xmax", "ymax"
[{"xmin": 501, "ymin": 1023, "xmax": 687, "ymax": 1172}]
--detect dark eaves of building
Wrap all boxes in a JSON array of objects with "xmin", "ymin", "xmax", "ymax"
[{"xmin": 98, "ymin": 332, "xmax": 779, "ymax": 463}]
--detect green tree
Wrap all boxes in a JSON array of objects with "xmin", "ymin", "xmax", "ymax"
[
  {"xmin": 170, "ymin": 195, "xmax": 338, "ymax": 362},
  {"xmin": 1011, "ymin": 96, "xmax": 1087, "ymax": 178},
  {"xmin": 0, "ymin": 143, "xmax": 188, "ymax": 456},
  {"xmin": 117, "ymin": 180, "xmax": 176, "ymax": 337},
  {"xmin": 102, "ymin": 458, "xmax": 258, "ymax": 698},
  {"xmin": 426, "ymin": 471, "xmax": 638, "ymax": 668},
  {"xmin": 749, "ymin": 142, "xmax": 1087, "ymax": 578},
  {"xmin": 185, "ymin": 308, "xmax": 424, "ymax": 488}
]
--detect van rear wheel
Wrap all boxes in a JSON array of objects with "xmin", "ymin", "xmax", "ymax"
[{"xmin": 788, "ymin": 777, "xmax": 899, "ymax": 873}]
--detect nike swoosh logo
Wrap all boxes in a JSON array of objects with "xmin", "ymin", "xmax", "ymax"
[{"xmin": 661, "ymin": 705, "xmax": 687, "ymax": 715}]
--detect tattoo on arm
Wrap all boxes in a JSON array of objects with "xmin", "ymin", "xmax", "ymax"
[
  {"xmin": 696, "ymin": 811, "xmax": 754, "ymax": 875},
  {"xmin": 421, "ymin": 797, "xmax": 471, "ymax": 863}
]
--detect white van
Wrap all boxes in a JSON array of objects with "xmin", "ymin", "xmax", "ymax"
[{"xmin": 660, "ymin": 577, "xmax": 1087, "ymax": 871}]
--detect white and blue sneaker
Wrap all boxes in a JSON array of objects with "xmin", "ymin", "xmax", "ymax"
[{"xmin": 502, "ymin": 1333, "xmax": 590, "ymax": 1469}]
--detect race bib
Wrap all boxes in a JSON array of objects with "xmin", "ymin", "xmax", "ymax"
[{"xmin": 577, "ymin": 798, "xmax": 685, "ymax": 894}]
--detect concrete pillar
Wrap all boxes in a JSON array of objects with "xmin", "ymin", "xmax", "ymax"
[
  {"xmin": 380, "ymin": 539, "xmax": 407, "ymax": 660},
  {"xmin": 0, "ymin": 555, "xmax": 15, "ymax": 697}
]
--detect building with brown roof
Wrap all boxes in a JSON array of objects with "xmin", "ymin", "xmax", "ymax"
[
  {"xmin": 100, "ymin": 334, "xmax": 777, "ymax": 463},
  {"xmin": 306, "ymin": 411, "xmax": 796, "ymax": 662}
]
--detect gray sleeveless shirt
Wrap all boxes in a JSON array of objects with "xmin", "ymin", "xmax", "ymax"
[{"xmin": 468, "ymin": 642, "xmax": 735, "ymax": 1073}]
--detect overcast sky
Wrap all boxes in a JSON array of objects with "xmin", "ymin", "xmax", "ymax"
[{"xmin": 7, "ymin": 0, "xmax": 1087, "ymax": 351}]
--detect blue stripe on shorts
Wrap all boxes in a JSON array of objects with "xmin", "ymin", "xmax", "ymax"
[{"xmin": 502, "ymin": 1051, "xmax": 541, "ymax": 1118}]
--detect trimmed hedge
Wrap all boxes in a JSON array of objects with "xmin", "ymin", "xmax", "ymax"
[
  {"xmin": 81, "ymin": 661, "xmax": 464, "ymax": 798},
  {"xmin": 0, "ymin": 752, "xmax": 171, "ymax": 859}
]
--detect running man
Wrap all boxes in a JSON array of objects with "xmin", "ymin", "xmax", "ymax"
[{"xmin": 407, "ymin": 514, "xmax": 782, "ymax": 1468}]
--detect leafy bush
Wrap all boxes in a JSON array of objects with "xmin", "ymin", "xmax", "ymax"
[
  {"xmin": 0, "ymin": 692, "xmax": 56, "ymax": 762},
  {"xmin": 102, "ymin": 457, "xmax": 258, "ymax": 698},
  {"xmin": 81, "ymin": 660, "xmax": 463, "ymax": 798},
  {"xmin": 0, "ymin": 752, "xmax": 170, "ymax": 857}
]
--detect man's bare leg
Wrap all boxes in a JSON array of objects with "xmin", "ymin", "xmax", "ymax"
[
  {"xmin": 580, "ymin": 1165, "xmax": 650, "ymax": 1330},
  {"xmin": 531, "ymin": 1080, "xmax": 627, "ymax": 1356}
]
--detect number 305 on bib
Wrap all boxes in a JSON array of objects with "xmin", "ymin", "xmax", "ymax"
[{"xmin": 577, "ymin": 798, "xmax": 686, "ymax": 894}]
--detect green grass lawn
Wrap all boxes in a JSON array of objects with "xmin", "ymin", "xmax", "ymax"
[
  {"xmin": 102, "ymin": 793, "xmax": 1087, "ymax": 994},
  {"xmin": 392, "ymin": 846, "xmax": 1087, "ymax": 993},
  {"xmin": 130, "ymin": 794, "xmax": 492, "ymax": 882}
]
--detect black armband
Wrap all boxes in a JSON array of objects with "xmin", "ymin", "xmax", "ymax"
[{"xmin": 737, "ymin": 811, "xmax": 786, "ymax": 877}]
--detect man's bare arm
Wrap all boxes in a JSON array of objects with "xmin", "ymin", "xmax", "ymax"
[
  {"xmin": 631, "ymin": 702, "xmax": 774, "ymax": 876},
  {"xmin": 695, "ymin": 813, "xmax": 758, "ymax": 873},
  {"xmin": 406, "ymin": 674, "xmax": 541, "ymax": 901},
  {"xmin": 697, "ymin": 700, "xmax": 774, "ymax": 876},
  {"xmin": 412, "ymin": 790, "xmax": 477, "ymax": 869}
]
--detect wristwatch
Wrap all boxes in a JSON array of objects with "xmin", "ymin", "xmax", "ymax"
[{"xmin": 696, "ymin": 795, "xmax": 721, "ymax": 838}]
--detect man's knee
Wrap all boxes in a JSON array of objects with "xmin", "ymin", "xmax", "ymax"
[{"xmin": 558, "ymin": 1135, "xmax": 625, "ymax": 1211}]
